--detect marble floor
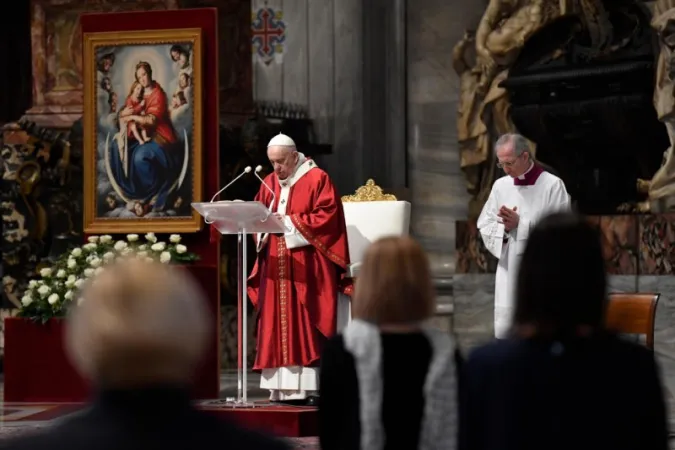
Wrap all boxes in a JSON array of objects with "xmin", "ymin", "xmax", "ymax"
[
  {"xmin": 0, "ymin": 368, "xmax": 672, "ymax": 449},
  {"xmin": 0, "ymin": 371, "xmax": 319, "ymax": 449}
]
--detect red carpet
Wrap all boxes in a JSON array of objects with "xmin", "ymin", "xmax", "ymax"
[{"xmin": 201, "ymin": 403, "xmax": 318, "ymax": 438}]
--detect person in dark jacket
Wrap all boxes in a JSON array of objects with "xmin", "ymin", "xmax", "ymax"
[
  {"xmin": 0, "ymin": 258, "xmax": 288, "ymax": 450},
  {"xmin": 459, "ymin": 211, "xmax": 669, "ymax": 450},
  {"xmin": 320, "ymin": 236, "xmax": 459, "ymax": 450}
]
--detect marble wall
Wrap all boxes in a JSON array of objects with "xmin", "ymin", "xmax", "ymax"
[
  {"xmin": 406, "ymin": 0, "xmax": 487, "ymax": 278},
  {"xmin": 251, "ymin": 0, "xmax": 406, "ymax": 197},
  {"xmin": 252, "ymin": 0, "xmax": 359, "ymax": 195}
]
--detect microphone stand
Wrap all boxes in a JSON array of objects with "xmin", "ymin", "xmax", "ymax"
[{"xmin": 206, "ymin": 166, "xmax": 251, "ymax": 405}]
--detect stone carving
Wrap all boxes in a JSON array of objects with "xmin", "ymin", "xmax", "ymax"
[
  {"xmin": 640, "ymin": 0, "xmax": 675, "ymax": 211},
  {"xmin": 455, "ymin": 0, "xmax": 565, "ymax": 218},
  {"xmin": 455, "ymin": 0, "xmax": 620, "ymax": 217},
  {"xmin": 0, "ymin": 120, "xmax": 81, "ymax": 308}
]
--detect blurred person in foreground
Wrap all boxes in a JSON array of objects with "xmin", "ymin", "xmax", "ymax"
[
  {"xmin": 459, "ymin": 212, "xmax": 668, "ymax": 450},
  {"xmin": 319, "ymin": 236, "xmax": 459, "ymax": 450},
  {"xmin": 0, "ymin": 258, "xmax": 288, "ymax": 450}
]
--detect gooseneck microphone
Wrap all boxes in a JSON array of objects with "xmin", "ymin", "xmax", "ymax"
[
  {"xmin": 254, "ymin": 165, "xmax": 276, "ymax": 211},
  {"xmin": 210, "ymin": 166, "xmax": 252, "ymax": 202},
  {"xmin": 204, "ymin": 166, "xmax": 251, "ymax": 224}
]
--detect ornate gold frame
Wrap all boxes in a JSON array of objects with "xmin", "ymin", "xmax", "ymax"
[
  {"xmin": 341, "ymin": 179, "xmax": 397, "ymax": 202},
  {"xmin": 82, "ymin": 28, "xmax": 203, "ymax": 233}
]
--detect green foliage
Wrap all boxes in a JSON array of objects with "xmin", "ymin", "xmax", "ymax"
[{"xmin": 17, "ymin": 233, "xmax": 199, "ymax": 322}]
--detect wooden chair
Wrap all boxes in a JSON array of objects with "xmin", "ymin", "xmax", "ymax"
[{"xmin": 605, "ymin": 293, "xmax": 660, "ymax": 350}]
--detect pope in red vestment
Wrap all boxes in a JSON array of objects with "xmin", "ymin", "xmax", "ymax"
[{"xmin": 247, "ymin": 133, "xmax": 351, "ymax": 402}]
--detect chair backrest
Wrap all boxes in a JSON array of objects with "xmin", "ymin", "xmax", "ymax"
[
  {"xmin": 341, "ymin": 180, "xmax": 411, "ymax": 268},
  {"xmin": 605, "ymin": 293, "xmax": 659, "ymax": 350}
]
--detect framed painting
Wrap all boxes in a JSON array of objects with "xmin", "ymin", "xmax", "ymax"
[{"xmin": 83, "ymin": 28, "xmax": 203, "ymax": 234}]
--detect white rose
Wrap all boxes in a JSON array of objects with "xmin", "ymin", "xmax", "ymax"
[
  {"xmin": 87, "ymin": 236, "xmax": 99, "ymax": 243},
  {"xmin": 64, "ymin": 290, "xmax": 73, "ymax": 300},
  {"xmin": 145, "ymin": 233, "xmax": 157, "ymax": 243},
  {"xmin": 151, "ymin": 242, "xmax": 166, "ymax": 252},
  {"xmin": 40, "ymin": 268, "xmax": 52, "ymax": 277},
  {"xmin": 21, "ymin": 295, "xmax": 33, "ymax": 306},
  {"xmin": 121, "ymin": 247, "xmax": 132, "ymax": 256},
  {"xmin": 65, "ymin": 279, "xmax": 76, "ymax": 288},
  {"xmin": 127, "ymin": 234, "xmax": 139, "ymax": 242},
  {"xmin": 137, "ymin": 251, "xmax": 148, "ymax": 258},
  {"xmin": 67, "ymin": 259, "xmax": 77, "ymax": 269},
  {"xmin": 47, "ymin": 293, "xmax": 59, "ymax": 305},
  {"xmin": 114, "ymin": 241, "xmax": 127, "ymax": 251},
  {"xmin": 145, "ymin": 257, "xmax": 154, "ymax": 263},
  {"xmin": 83, "ymin": 243, "xmax": 97, "ymax": 251},
  {"xmin": 37, "ymin": 285, "xmax": 50, "ymax": 297},
  {"xmin": 160, "ymin": 251, "xmax": 171, "ymax": 263},
  {"xmin": 169, "ymin": 234, "xmax": 181, "ymax": 243},
  {"xmin": 28, "ymin": 280, "xmax": 38, "ymax": 289},
  {"xmin": 90, "ymin": 258, "xmax": 102, "ymax": 268},
  {"xmin": 103, "ymin": 252, "xmax": 115, "ymax": 261},
  {"xmin": 56, "ymin": 269, "xmax": 66, "ymax": 278},
  {"xmin": 94, "ymin": 267, "xmax": 104, "ymax": 275},
  {"xmin": 100, "ymin": 235, "xmax": 113, "ymax": 243},
  {"xmin": 84, "ymin": 268, "xmax": 95, "ymax": 277},
  {"xmin": 74, "ymin": 279, "xmax": 84, "ymax": 288},
  {"xmin": 72, "ymin": 248, "xmax": 83, "ymax": 257},
  {"xmin": 175, "ymin": 244, "xmax": 187, "ymax": 254},
  {"xmin": 67, "ymin": 274, "xmax": 76, "ymax": 282},
  {"xmin": 137, "ymin": 244, "xmax": 147, "ymax": 251}
]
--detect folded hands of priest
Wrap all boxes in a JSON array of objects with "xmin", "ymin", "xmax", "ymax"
[{"xmin": 498, "ymin": 206, "xmax": 519, "ymax": 232}]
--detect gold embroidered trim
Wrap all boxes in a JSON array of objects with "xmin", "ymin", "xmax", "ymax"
[
  {"xmin": 291, "ymin": 214, "xmax": 347, "ymax": 269},
  {"xmin": 276, "ymin": 237, "xmax": 289, "ymax": 366}
]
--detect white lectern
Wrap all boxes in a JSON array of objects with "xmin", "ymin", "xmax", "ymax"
[{"xmin": 192, "ymin": 201, "xmax": 287, "ymax": 407}]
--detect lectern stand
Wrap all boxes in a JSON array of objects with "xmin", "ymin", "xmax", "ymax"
[{"xmin": 192, "ymin": 201, "xmax": 287, "ymax": 407}]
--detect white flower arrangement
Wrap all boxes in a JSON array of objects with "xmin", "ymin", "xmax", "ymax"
[{"xmin": 18, "ymin": 233, "xmax": 198, "ymax": 323}]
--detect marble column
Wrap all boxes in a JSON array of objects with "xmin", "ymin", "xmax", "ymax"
[
  {"xmin": 361, "ymin": 0, "xmax": 407, "ymax": 191},
  {"xmin": 406, "ymin": 0, "xmax": 487, "ymax": 277}
]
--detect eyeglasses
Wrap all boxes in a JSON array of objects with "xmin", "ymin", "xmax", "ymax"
[{"xmin": 496, "ymin": 154, "xmax": 523, "ymax": 168}]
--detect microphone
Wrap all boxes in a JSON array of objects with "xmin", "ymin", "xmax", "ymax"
[
  {"xmin": 254, "ymin": 165, "xmax": 276, "ymax": 212},
  {"xmin": 204, "ymin": 166, "xmax": 251, "ymax": 224},
  {"xmin": 210, "ymin": 166, "xmax": 252, "ymax": 202}
]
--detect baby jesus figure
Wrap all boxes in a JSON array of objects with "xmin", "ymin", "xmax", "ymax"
[{"xmin": 116, "ymin": 81, "xmax": 150, "ymax": 151}]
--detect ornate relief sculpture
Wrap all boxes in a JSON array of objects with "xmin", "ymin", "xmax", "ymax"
[
  {"xmin": 456, "ymin": 0, "xmax": 618, "ymax": 217},
  {"xmin": 341, "ymin": 179, "xmax": 397, "ymax": 202},
  {"xmin": 0, "ymin": 121, "xmax": 80, "ymax": 308},
  {"xmin": 639, "ymin": 0, "xmax": 675, "ymax": 211},
  {"xmin": 455, "ymin": 0, "xmax": 565, "ymax": 218}
]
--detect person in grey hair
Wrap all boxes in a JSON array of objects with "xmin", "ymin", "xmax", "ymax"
[
  {"xmin": 477, "ymin": 133, "xmax": 570, "ymax": 338},
  {"xmin": 0, "ymin": 258, "xmax": 288, "ymax": 450}
]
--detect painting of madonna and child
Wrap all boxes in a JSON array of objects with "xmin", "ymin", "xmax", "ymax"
[{"xmin": 83, "ymin": 29, "xmax": 203, "ymax": 233}]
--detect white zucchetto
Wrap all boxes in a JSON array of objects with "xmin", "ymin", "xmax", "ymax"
[{"xmin": 267, "ymin": 133, "xmax": 296, "ymax": 148}]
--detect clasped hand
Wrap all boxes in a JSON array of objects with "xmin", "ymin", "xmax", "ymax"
[{"xmin": 498, "ymin": 206, "xmax": 519, "ymax": 232}]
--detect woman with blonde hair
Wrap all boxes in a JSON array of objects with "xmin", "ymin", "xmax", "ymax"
[{"xmin": 319, "ymin": 236, "xmax": 459, "ymax": 450}]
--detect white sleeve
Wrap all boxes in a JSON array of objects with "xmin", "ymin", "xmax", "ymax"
[
  {"xmin": 477, "ymin": 186, "xmax": 505, "ymax": 259},
  {"xmin": 283, "ymin": 216, "xmax": 310, "ymax": 249},
  {"xmin": 516, "ymin": 179, "xmax": 571, "ymax": 243}
]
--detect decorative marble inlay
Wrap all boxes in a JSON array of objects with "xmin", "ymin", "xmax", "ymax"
[
  {"xmin": 455, "ymin": 220, "xmax": 497, "ymax": 274},
  {"xmin": 638, "ymin": 214, "xmax": 675, "ymax": 275}
]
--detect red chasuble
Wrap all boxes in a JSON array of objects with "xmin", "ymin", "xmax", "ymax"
[{"xmin": 247, "ymin": 160, "xmax": 351, "ymax": 370}]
